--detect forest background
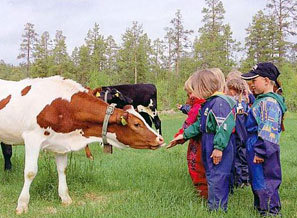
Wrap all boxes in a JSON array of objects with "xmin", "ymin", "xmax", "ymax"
[{"xmin": 0, "ymin": 0, "xmax": 296, "ymax": 111}]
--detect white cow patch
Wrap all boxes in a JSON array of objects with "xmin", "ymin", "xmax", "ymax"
[
  {"xmin": 127, "ymin": 107, "xmax": 160, "ymax": 138},
  {"xmin": 136, "ymin": 99, "xmax": 157, "ymax": 118}
]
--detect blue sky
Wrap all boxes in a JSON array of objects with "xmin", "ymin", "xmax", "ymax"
[{"xmin": 0, "ymin": 0, "xmax": 267, "ymax": 65}]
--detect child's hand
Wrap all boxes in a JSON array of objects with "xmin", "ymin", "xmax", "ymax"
[
  {"xmin": 167, "ymin": 134, "xmax": 185, "ymax": 149},
  {"xmin": 210, "ymin": 149, "xmax": 222, "ymax": 165},
  {"xmin": 253, "ymin": 155, "xmax": 264, "ymax": 164},
  {"xmin": 176, "ymin": 104, "xmax": 182, "ymax": 110}
]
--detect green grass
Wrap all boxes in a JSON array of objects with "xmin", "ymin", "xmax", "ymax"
[{"xmin": 0, "ymin": 113, "xmax": 297, "ymax": 217}]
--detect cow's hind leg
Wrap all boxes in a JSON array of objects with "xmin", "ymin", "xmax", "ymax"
[
  {"xmin": 16, "ymin": 133, "xmax": 42, "ymax": 214},
  {"xmin": 55, "ymin": 153, "xmax": 72, "ymax": 206},
  {"xmin": 1, "ymin": 142, "xmax": 12, "ymax": 170}
]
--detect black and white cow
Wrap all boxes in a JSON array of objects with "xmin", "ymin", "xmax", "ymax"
[
  {"xmin": 93, "ymin": 87, "xmax": 133, "ymax": 109},
  {"xmin": 101, "ymin": 84, "xmax": 162, "ymax": 135}
]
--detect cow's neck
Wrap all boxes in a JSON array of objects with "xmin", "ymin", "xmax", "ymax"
[{"xmin": 71, "ymin": 92, "xmax": 122, "ymax": 124}]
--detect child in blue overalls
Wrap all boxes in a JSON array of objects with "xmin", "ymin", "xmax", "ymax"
[
  {"xmin": 226, "ymin": 78, "xmax": 250, "ymax": 188},
  {"xmin": 241, "ymin": 62, "xmax": 286, "ymax": 216},
  {"xmin": 169, "ymin": 69, "xmax": 236, "ymax": 212}
]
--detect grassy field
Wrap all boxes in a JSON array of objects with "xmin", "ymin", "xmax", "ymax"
[{"xmin": 0, "ymin": 113, "xmax": 297, "ymax": 217}]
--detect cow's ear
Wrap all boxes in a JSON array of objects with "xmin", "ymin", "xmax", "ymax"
[{"xmin": 91, "ymin": 87, "xmax": 102, "ymax": 96}]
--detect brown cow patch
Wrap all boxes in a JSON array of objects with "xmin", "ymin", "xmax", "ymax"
[
  {"xmin": 21, "ymin": 85, "xmax": 31, "ymax": 96},
  {"xmin": 36, "ymin": 92, "xmax": 117, "ymax": 135},
  {"xmin": 0, "ymin": 95, "xmax": 11, "ymax": 110}
]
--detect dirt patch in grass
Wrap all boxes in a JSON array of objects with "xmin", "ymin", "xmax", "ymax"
[
  {"xmin": 76, "ymin": 192, "xmax": 109, "ymax": 206},
  {"xmin": 43, "ymin": 206, "xmax": 57, "ymax": 214}
]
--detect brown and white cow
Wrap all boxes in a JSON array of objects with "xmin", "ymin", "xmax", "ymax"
[{"xmin": 0, "ymin": 76, "xmax": 164, "ymax": 214}]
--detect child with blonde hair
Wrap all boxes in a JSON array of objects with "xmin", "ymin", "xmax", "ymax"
[
  {"xmin": 226, "ymin": 78, "xmax": 250, "ymax": 188},
  {"xmin": 227, "ymin": 70, "xmax": 255, "ymax": 108},
  {"xmin": 169, "ymin": 69, "xmax": 236, "ymax": 212},
  {"xmin": 168, "ymin": 72, "xmax": 208, "ymax": 198},
  {"xmin": 208, "ymin": 68, "xmax": 225, "ymax": 92}
]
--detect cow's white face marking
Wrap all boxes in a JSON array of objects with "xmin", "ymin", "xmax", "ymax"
[
  {"xmin": 126, "ymin": 107, "xmax": 160, "ymax": 137},
  {"xmin": 136, "ymin": 99, "xmax": 156, "ymax": 118}
]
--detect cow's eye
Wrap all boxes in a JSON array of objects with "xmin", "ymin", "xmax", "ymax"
[{"xmin": 134, "ymin": 123, "xmax": 141, "ymax": 128}]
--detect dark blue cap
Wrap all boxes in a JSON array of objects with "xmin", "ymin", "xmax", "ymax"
[{"xmin": 241, "ymin": 62, "xmax": 281, "ymax": 87}]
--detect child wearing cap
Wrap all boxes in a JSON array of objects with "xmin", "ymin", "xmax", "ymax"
[
  {"xmin": 169, "ymin": 69, "xmax": 236, "ymax": 212},
  {"xmin": 241, "ymin": 62, "xmax": 287, "ymax": 216},
  {"xmin": 169, "ymin": 73, "xmax": 208, "ymax": 198}
]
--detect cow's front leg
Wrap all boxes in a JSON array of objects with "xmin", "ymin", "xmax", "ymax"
[
  {"xmin": 16, "ymin": 135, "xmax": 41, "ymax": 214},
  {"xmin": 55, "ymin": 153, "xmax": 72, "ymax": 206}
]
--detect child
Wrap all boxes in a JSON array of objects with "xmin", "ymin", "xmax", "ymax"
[
  {"xmin": 225, "ymin": 78, "xmax": 250, "ymax": 188},
  {"xmin": 169, "ymin": 69, "xmax": 236, "ymax": 212},
  {"xmin": 241, "ymin": 62, "xmax": 287, "ymax": 216},
  {"xmin": 208, "ymin": 68, "xmax": 225, "ymax": 92},
  {"xmin": 226, "ymin": 70, "xmax": 255, "ymax": 107},
  {"xmin": 169, "ymin": 74, "xmax": 208, "ymax": 198}
]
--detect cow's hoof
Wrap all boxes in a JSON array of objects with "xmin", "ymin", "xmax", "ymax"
[
  {"xmin": 16, "ymin": 204, "xmax": 28, "ymax": 215},
  {"xmin": 61, "ymin": 197, "xmax": 72, "ymax": 206}
]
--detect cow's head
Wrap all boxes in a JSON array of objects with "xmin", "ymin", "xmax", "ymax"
[
  {"xmin": 37, "ymin": 91, "xmax": 163, "ymax": 150},
  {"xmin": 93, "ymin": 87, "xmax": 133, "ymax": 108},
  {"xmin": 105, "ymin": 105, "xmax": 164, "ymax": 150}
]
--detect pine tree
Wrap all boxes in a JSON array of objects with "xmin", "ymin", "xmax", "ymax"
[
  {"xmin": 104, "ymin": 35, "xmax": 119, "ymax": 76},
  {"xmin": 194, "ymin": 0, "xmax": 239, "ymax": 73},
  {"xmin": 117, "ymin": 22, "xmax": 151, "ymax": 84},
  {"xmin": 51, "ymin": 30, "xmax": 73, "ymax": 78},
  {"xmin": 266, "ymin": 0, "xmax": 297, "ymax": 62},
  {"xmin": 31, "ymin": 31, "xmax": 53, "ymax": 77},
  {"xmin": 242, "ymin": 11, "xmax": 279, "ymax": 70},
  {"xmin": 151, "ymin": 38, "xmax": 167, "ymax": 80},
  {"xmin": 164, "ymin": 10, "xmax": 193, "ymax": 76},
  {"xmin": 85, "ymin": 23, "xmax": 106, "ymax": 72},
  {"xmin": 17, "ymin": 23, "xmax": 38, "ymax": 76}
]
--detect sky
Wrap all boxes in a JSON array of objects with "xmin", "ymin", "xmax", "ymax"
[{"xmin": 0, "ymin": 0, "xmax": 267, "ymax": 65}]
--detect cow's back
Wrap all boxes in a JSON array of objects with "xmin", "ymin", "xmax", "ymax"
[
  {"xmin": 0, "ymin": 76, "xmax": 86, "ymax": 144},
  {"xmin": 103, "ymin": 84, "xmax": 157, "ymax": 108}
]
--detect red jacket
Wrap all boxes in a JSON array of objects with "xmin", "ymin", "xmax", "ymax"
[{"xmin": 175, "ymin": 97, "xmax": 205, "ymax": 137}]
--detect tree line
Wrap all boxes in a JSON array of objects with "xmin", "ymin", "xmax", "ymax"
[{"xmin": 0, "ymin": 0, "xmax": 296, "ymax": 111}]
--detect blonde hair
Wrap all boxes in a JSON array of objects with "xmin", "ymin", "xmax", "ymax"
[
  {"xmin": 208, "ymin": 68, "xmax": 225, "ymax": 92},
  {"xmin": 227, "ymin": 70, "xmax": 250, "ymax": 94},
  {"xmin": 226, "ymin": 70, "xmax": 242, "ymax": 81},
  {"xmin": 226, "ymin": 78, "xmax": 250, "ymax": 102},
  {"xmin": 226, "ymin": 78, "xmax": 247, "ymax": 95},
  {"xmin": 184, "ymin": 74, "xmax": 194, "ymax": 93},
  {"xmin": 191, "ymin": 70, "xmax": 221, "ymax": 99}
]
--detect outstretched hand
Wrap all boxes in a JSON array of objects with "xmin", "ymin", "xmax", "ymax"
[
  {"xmin": 167, "ymin": 134, "xmax": 185, "ymax": 149},
  {"xmin": 176, "ymin": 104, "xmax": 182, "ymax": 110}
]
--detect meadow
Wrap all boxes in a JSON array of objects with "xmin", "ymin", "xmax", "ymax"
[{"xmin": 0, "ymin": 113, "xmax": 296, "ymax": 218}]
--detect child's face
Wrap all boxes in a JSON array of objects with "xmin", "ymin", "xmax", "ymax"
[
  {"xmin": 250, "ymin": 76, "xmax": 270, "ymax": 95},
  {"xmin": 226, "ymin": 88, "xmax": 237, "ymax": 97},
  {"xmin": 186, "ymin": 92, "xmax": 197, "ymax": 105},
  {"xmin": 185, "ymin": 91, "xmax": 192, "ymax": 104}
]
